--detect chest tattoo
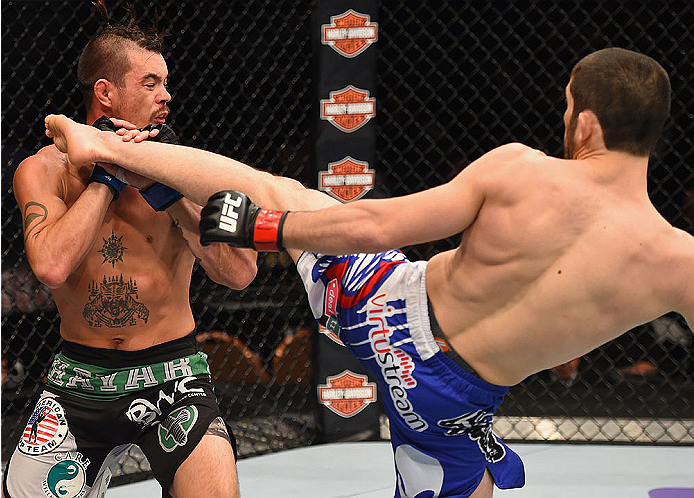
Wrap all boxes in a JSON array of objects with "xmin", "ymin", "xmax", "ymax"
[
  {"xmin": 83, "ymin": 275, "xmax": 149, "ymax": 327},
  {"xmin": 97, "ymin": 230, "xmax": 127, "ymax": 267}
]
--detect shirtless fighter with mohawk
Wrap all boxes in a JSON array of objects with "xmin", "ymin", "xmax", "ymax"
[{"xmin": 4, "ymin": 3, "xmax": 256, "ymax": 497}]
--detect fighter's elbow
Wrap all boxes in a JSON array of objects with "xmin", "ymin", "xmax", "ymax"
[
  {"xmin": 227, "ymin": 261, "xmax": 258, "ymax": 290},
  {"xmin": 32, "ymin": 261, "xmax": 69, "ymax": 289},
  {"xmin": 206, "ymin": 251, "xmax": 258, "ymax": 290},
  {"xmin": 264, "ymin": 175, "xmax": 312, "ymax": 211}
]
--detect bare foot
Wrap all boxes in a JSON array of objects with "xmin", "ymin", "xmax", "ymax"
[{"xmin": 44, "ymin": 114, "xmax": 100, "ymax": 167}]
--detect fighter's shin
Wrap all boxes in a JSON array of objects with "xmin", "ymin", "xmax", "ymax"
[{"xmin": 138, "ymin": 124, "xmax": 183, "ymax": 210}]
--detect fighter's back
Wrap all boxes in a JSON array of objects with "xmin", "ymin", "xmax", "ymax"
[{"xmin": 426, "ymin": 143, "xmax": 694, "ymax": 385}]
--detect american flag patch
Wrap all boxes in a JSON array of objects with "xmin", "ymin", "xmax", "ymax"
[
  {"xmin": 18, "ymin": 396, "xmax": 69, "ymax": 455},
  {"xmin": 24, "ymin": 405, "xmax": 59, "ymax": 444}
]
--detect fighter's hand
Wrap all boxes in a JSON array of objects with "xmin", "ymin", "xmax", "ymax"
[
  {"xmin": 113, "ymin": 119, "xmax": 160, "ymax": 142},
  {"xmin": 91, "ymin": 116, "xmax": 159, "ymax": 190},
  {"xmin": 200, "ymin": 190, "xmax": 288, "ymax": 251}
]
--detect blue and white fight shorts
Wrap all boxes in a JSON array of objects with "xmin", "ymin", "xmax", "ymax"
[{"xmin": 297, "ymin": 250, "xmax": 525, "ymax": 497}]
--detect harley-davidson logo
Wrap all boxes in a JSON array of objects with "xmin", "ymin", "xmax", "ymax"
[
  {"xmin": 317, "ymin": 370, "xmax": 377, "ymax": 418},
  {"xmin": 319, "ymin": 157, "xmax": 375, "ymax": 202},
  {"xmin": 321, "ymin": 9, "xmax": 378, "ymax": 58},
  {"xmin": 320, "ymin": 85, "xmax": 376, "ymax": 133}
]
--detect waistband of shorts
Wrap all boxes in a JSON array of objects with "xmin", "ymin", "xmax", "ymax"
[
  {"xmin": 433, "ymin": 348, "xmax": 509, "ymax": 396},
  {"xmin": 60, "ymin": 332, "xmax": 199, "ymax": 368},
  {"xmin": 46, "ymin": 333, "xmax": 210, "ymax": 400},
  {"xmin": 425, "ymin": 303, "xmax": 508, "ymax": 394},
  {"xmin": 427, "ymin": 298, "xmax": 479, "ymax": 376},
  {"xmin": 404, "ymin": 262, "xmax": 509, "ymax": 395}
]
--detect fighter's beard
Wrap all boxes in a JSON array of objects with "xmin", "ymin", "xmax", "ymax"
[
  {"xmin": 564, "ymin": 137, "xmax": 573, "ymax": 159},
  {"xmin": 151, "ymin": 105, "xmax": 170, "ymax": 125},
  {"xmin": 564, "ymin": 115, "xmax": 578, "ymax": 159}
]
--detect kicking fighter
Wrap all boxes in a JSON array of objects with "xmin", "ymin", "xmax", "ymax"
[
  {"xmin": 4, "ymin": 3, "xmax": 256, "ymax": 498},
  {"xmin": 44, "ymin": 48, "xmax": 694, "ymax": 497}
]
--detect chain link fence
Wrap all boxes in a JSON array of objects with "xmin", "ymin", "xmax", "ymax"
[{"xmin": 2, "ymin": 0, "xmax": 693, "ymax": 487}]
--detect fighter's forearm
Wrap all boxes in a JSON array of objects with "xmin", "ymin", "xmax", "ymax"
[
  {"xmin": 281, "ymin": 200, "xmax": 399, "ymax": 254},
  {"xmin": 281, "ymin": 181, "xmax": 470, "ymax": 254},
  {"xmin": 25, "ymin": 183, "xmax": 113, "ymax": 288},
  {"xmin": 166, "ymin": 198, "xmax": 258, "ymax": 288}
]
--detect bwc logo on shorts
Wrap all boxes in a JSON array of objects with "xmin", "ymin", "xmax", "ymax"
[{"xmin": 158, "ymin": 405, "xmax": 198, "ymax": 452}]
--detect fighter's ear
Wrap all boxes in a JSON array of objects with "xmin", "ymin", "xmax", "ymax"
[
  {"xmin": 93, "ymin": 78, "xmax": 114, "ymax": 109},
  {"xmin": 576, "ymin": 110, "xmax": 605, "ymax": 148}
]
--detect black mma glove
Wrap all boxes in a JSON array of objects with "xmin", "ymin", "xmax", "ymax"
[
  {"xmin": 88, "ymin": 116, "xmax": 126, "ymax": 200},
  {"xmin": 138, "ymin": 124, "xmax": 184, "ymax": 211},
  {"xmin": 200, "ymin": 190, "xmax": 288, "ymax": 251}
]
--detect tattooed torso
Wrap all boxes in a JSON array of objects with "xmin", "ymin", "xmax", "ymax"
[{"xmin": 24, "ymin": 147, "xmax": 196, "ymax": 349}]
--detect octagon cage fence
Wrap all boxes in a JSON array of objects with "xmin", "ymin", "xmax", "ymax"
[{"xmin": 2, "ymin": 0, "xmax": 692, "ymax": 487}]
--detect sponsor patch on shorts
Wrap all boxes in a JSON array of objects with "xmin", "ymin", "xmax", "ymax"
[
  {"xmin": 438, "ymin": 410, "xmax": 506, "ymax": 463},
  {"xmin": 41, "ymin": 451, "xmax": 90, "ymax": 498},
  {"xmin": 19, "ymin": 396, "xmax": 69, "ymax": 456},
  {"xmin": 158, "ymin": 405, "xmax": 199, "ymax": 452}
]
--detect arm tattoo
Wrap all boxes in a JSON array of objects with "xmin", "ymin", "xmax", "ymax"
[
  {"xmin": 23, "ymin": 201, "xmax": 48, "ymax": 239},
  {"xmin": 171, "ymin": 215, "xmax": 186, "ymax": 238}
]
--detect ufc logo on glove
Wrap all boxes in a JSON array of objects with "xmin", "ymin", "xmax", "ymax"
[
  {"xmin": 200, "ymin": 190, "xmax": 288, "ymax": 251},
  {"xmin": 219, "ymin": 193, "xmax": 243, "ymax": 233}
]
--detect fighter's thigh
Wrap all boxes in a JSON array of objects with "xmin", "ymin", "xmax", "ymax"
[
  {"xmin": 4, "ymin": 448, "xmax": 73, "ymax": 498},
  {"xmin": 469, "ymin": 468, "xmax": 494, "ymax": 498},
  {"xmin": 169, "ymin": 419, "xmax": 238, "ymax": 498},
  {"xmin": 3, "ymin": 394, "xmax": 115, "ymax": 498}
]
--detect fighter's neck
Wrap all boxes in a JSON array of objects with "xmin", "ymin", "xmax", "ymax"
[
  {"xmin": 86, "ymin": 109, "xmax": 111, "ymax": 127},
  {"xmin": 575, "ymin": 153, "xmax": 649, "ymax": 194}
]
